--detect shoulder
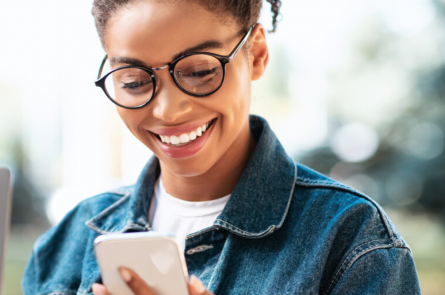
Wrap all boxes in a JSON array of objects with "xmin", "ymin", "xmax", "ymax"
[
  {"xmin": 34, "ymin": 185, "xmax": 134, "ymax": 251},
  {"xmin": 292, "ymin": 163, "xmax": 405, "ymax": 247},
  {"xmin": 22, "ymin": 185, "xmax": 134, "ymax": 295},
  {"xmin": 285, "ymin": 164, "xmax": 414, "ymax": 293}
]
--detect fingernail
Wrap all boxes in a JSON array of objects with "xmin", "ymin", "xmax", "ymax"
[
  {"xmin": 190, "ymin": 275, "xmax": 206, "ymax": 293},
  {"xmin": 119, "ymin": 267, "xmax": 132, "ymax": 283},
  {"xmin": 92, "ymin": 283, "xmax": 106, "ymax": 295}
]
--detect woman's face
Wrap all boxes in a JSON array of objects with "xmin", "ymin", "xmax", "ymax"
[{"xmin": 106, "ymin": 1, "xmax": 262, "ymax": 176}]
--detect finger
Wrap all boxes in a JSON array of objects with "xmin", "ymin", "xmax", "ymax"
[
  {"xmin": 188, "ymin": 275, "xmax": 214, "ymax": 295},
  {"xmin": 92, "ymin": 283, "xmax": 111, "ymax": 295},
  {"xmin": 119, "ymin": 267, "xmax": 158, "ymax": 295}
]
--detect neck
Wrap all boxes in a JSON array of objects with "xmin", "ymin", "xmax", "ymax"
[{"xmin": 159, "ymin": 120, "xmax": 256, "ymax": 201}]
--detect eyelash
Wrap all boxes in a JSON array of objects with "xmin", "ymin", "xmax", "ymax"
[
  {"xmin": 122, "ymin": 81, "xmax": 152, "ymax": 89},
  {"xmin": 181, "ymin": 68, "xmax": 218, "ymax": 77}
]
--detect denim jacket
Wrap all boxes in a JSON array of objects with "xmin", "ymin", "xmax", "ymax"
[{"xmin": 22, "ymin": 115, "xmax": 421, "ymax": 295}]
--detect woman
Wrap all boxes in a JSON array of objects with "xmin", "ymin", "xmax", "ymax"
[{"xmin": 22, "ymin": 0, "xmax": 421, "ymax": 294}]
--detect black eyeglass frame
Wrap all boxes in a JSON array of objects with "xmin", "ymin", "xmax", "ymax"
[{"xmin": 95, "ymin": 25, "xmax": 254, "ymax": 109}]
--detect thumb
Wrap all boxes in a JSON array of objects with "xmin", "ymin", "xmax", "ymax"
[
  {"xmin": 92, "ymin": 283, "xmax": 111, "ymax": 295},
  {"xmin": 188, "ymin": 275, "xmax": 214, "ymax": 295}
]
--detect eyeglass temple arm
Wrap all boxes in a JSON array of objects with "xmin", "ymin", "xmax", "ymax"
[
  {"xmin": 228, "ymin": 25, "xmax": 254, "ymax": 61},
  {"xmin": 97, "ymin": 55, "xmax": 108, "ymax": 80}
]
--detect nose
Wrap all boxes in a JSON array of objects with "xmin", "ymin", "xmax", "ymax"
[{"xmin": 151, "ymin": 68, "xmax": 193, "ymax": 123}]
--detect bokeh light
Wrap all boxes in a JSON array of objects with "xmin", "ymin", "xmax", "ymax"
[
  {"xmin": 330, "ymin": 123, "xmax": 379, "ymax": 163},
  {"xmin": 386, "ymin": 171, "xmax": 424, "ymax": 205},
  {"xmin": 408, "ymin": 122, "xmax": 444, "ymax": 160}
]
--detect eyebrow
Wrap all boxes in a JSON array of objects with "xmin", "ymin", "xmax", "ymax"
[{"xmin": 109, "ymin": 40, "xmax": 225, "ymax": 68}]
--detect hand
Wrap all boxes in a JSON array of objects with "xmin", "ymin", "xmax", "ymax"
[{"xmin": 92, "ymin": 267, "xmax": 214, "ymax": 295}]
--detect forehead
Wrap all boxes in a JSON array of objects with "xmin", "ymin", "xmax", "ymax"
[{"xmin": 105, "ymin": 1, "xmax": 238, "ymax": 66}]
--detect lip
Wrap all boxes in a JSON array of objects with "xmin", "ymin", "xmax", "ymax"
[
  {"xmin": 149, "ymin": 119, "xmax": 215, "ymax": 136},
  {"xmin": 150, "ymin": 119, "xmax": 216, "ymax": 159}
]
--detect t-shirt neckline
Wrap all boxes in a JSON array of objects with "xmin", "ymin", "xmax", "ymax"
[{"xmin": 154, "ymin": 176, "xmax": 231, "ymax": 218}]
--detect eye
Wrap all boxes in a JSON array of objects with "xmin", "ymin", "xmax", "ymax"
[
  {"xmin": 184, "ymin": 68, "xmax": 218, "ymax": 78},
  {"xmin": 183, "ymin": 67, "xmax": 218, "ymax": 77},
  {"xmin": 121, "ymin": 80, "xmax": 152, "ymax": 89}
]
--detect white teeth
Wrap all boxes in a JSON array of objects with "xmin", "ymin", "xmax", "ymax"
[
  {"xmin": 159, "ymin": 120, "xmax": 212, "ymax": 145},
  {"xmin": 179, "ymin": 134, "xmax": 190, "ymax": 143},
  {"xmin": 170, "ymin": 136, "xmax": 180, "ymax": 145}
]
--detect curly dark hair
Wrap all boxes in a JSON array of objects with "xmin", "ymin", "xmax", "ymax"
[{"xmin": 92, "ymin": 0, "xmax": 282, "ymax": 48}]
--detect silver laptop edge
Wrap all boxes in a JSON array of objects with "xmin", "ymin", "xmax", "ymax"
[{"xmin": 0, "ymin": 167, "xmax": 13, "ymax": 294}]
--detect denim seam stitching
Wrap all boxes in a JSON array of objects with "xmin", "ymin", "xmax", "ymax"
[
  {"xmin": 277, "ymin": 160, "xmax": 298, "ymax": 230},
  {"xmin": 213, "ymin": 160, "xmax": 297, "ymax": 238},
  {"xmin": 84, "ymin": 192, "xmax": 131, "ymax": 233},
  {"xmin": 324, "ymin": 239, "xmax": 392, "ymax": 295},
  {"xmin": 187, "ymin": 226, "xmax": 217, "ymax": 239},
  {"xmin": 213, "ymin": 219, "xmax": 275, "ymax": 237},
  {"xmin": 86, "ymin": 220, "xmax": 150, "ymax": 235},
  {"xmin": 295, "ymin": 179, "xmax": 396, "ymax": 241},
  {"xmin": 383, "ymin": 212, "xmax": 406, "ymax": 249},
  {"xmin": 84, "ymin": 224, "xmax": 108, "ymax": 235},
  {"xmin": 89, "ymin": 192, "xmax": 131, "ymax": 222},
  {"xmin": 326, "ymin": 244, "xmax": 397, "ymax": 295}
]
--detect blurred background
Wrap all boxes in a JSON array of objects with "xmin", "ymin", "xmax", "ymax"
[{"xmin": 1, "ymin": 0, "xmax": 445, "ymax": 293}]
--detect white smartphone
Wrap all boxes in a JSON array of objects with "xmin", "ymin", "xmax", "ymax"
[{"xmin": 94, "ymin": 232, "xmax": 189, "ymax": 295}]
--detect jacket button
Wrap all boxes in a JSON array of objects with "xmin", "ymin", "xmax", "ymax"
[{"xmin": 186, "ymin": 244, "xmax": 214, "ymax": 255}]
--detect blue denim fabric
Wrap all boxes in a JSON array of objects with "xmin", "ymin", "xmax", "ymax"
[{"xmin": 22, "ymin": 115, "xmax": 421, "ymax": 295}]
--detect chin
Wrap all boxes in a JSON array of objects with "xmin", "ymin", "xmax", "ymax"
[{"xmin": 160, "ymin": 155, "xmax": 217, "ymax": 177}]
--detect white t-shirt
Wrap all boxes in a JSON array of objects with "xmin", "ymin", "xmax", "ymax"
[{"xmin": 148, "ymin": 176, "xmax": 231, "ymax": 250}]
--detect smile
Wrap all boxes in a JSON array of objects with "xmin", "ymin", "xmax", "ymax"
[
  {"xmin": 150, "ymin": 119, "xmax": 216, "ymax": 159},
  {"xmin": 158, "ymin": 120, "xmax": 214, "ymax": 147}
]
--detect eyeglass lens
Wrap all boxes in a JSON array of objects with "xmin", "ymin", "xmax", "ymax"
[
  {"xmin": 101, "ymin": 54, "xmax": 224, "ymax": 108},
  {"xmin": 105, "ymin": 67, "xmax": 154, "ymax": 108},
  {"xmin": 174, "ymin": 54, "xmax": 223, "ymax": 95}
]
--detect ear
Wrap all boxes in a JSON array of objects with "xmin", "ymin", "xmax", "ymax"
[{"xmin": 249, "ymin": 24, "xmax": 269, "ymax": 81}]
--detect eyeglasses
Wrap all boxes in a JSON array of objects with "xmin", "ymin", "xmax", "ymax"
[{"xmin": 95, "ymin": 26, "xmax": 254, "ymax": 109}]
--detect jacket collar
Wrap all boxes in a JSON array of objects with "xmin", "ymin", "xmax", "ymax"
[
  {"xmin": 86, "ymin": 115, "xmax": 297, "ymax": 238},
  {"xmin": 85, "ymin": 156, "xmax": 159, "ymax": 234},
  {"xmin": 214, "ymin": 116, "xmax": 297, "ymax": 237}
]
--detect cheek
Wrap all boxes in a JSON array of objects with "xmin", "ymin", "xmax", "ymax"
[
  {"xmin": 220, "ymin": 61, "xmax": 251, "ymax": 119},
  {"xmin": 117, "ymin": 108, "xmax": 147, "ymax": 137},
  {"xmin": 198, "ymin": 61, "xmax": 251, "ymax": 149}
]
